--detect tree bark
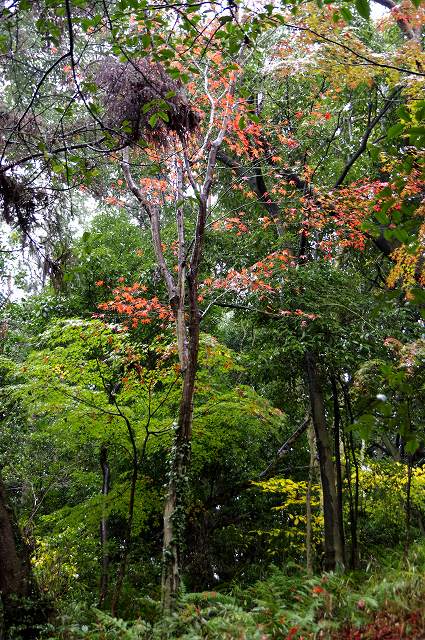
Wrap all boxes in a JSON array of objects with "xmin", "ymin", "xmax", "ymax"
[
  {"xmin": 331, "ymin": 375, "xmax": 345, "ymax": 562},
  {"xmin": 405, "ymin": 455, "xmax": 413, "ymax": 557},
  {"xmin": 341, "ymin": 379, "xmax": 359, "ymax": 569},
  {"xmin": 161, "ymin": 279, "xmax": 200, "ymax": 612},
  {"xmin": 304, "ymin": 352, "xmax": 344, "ymax": 570},
  {"xmin": 306, "ymin": 422, "xmax": 316, "ymax": 575},
  {"xmin": 0, "ymin": 473, "xmax": 45, "ymax": 639}
]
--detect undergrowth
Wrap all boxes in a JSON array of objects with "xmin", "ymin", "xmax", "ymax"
[{"xmin": 50, "ymin": 543, "xmax": 425, "ymax": 639}]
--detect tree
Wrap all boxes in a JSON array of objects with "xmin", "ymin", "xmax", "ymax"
[{"xmin": 0, "ymin": 0, "xmax": 424, "ymax": 625}]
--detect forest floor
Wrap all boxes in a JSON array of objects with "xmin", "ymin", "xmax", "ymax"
[{"xmin": 332, "ymin": 609, "xmax": 425, "ymax": 639}]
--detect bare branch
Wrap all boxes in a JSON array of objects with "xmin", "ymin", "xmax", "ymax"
[
  {"xmin": 121, "ymin": 147, "xmax": 177, "ymax": 302},
  {"xmin": 259, "ymin": 416, "xmax": 311, "ymax": 478}
]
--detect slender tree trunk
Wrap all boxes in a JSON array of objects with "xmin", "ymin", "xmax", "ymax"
[
  {"xmin": 304, "ymin": 352, "xmax": 344, "ymax": 570},
  {"xmin": 416, "ymin": 508, "xmax": 425, "ymax": 536},
  {"xmin": 99, "ymin": 445, "xmax": 110, "ymax": 609},
  {"xmin": 405, "ymin": 455, "xmax": 413, "ymax": 557},
  {"xmin": 349, "ymin": 432, "xmax": 359, "ymax": 568},
  {"xmin": 341, "ymin": 380, "xmax": 359, "ymax": 569},
  {"xmin": 162, "ymin": 291, "xmax": 200, "ymax": 612},
  {"xmin": 111, "ymin": 420, "xmax": 138, "ymax": 616},
  {"xmin": 0, "ymin": 473, "xmax": 46, "ymax": 639},
  {"xmin": 331, "ymin": 375, "xmax": 345, "ymax": 563},
  {"xmin": 306, "ymin": 422, "xmax": 316, "ymax": 575},
  {"xmin": 342, "ymin": 431, "xmax": 356, "ymax": 570}
]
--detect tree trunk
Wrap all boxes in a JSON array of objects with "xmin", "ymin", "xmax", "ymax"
[
  {"xmin": 306, "ymin": 422, "xmax": 316, "ymax": 575},
  {"xmin": 161, "ymin": 299, "xmax": 200, "ymax": 612},
  {"xmin": 99, "ymin": 445, "xmax": 110, "ymax": 608},
  {"xmin": 349, "ymin": 432, "xmax": 359, "ymax": 569},
  {"xmin": 331, "ymin": 375, "xmax": 345, "ymax": 563},
  {"xmin": 341, "ymin": 380, "xmax": 359, "ymax": 569},
  {"xmin": 405, "ymin": 455, "xmax": 413, "ymax": 557},
  {"xmin": 0, "ymin": 473, "xmax": 45, "ymax": 639},
  {"xmin": 304, "ymin": 352, "xmax": 344, "ymax": 570},
  {"xmin": 111, "ymin": 418, "xmax": 138, "ymax": 615}
]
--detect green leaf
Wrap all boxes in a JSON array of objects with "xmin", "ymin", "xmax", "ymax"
[
  {"xmin": 392, "ymin": 228, "xmax": 409, "ymax": 243},
  {"xmin": 0, "ymin": 35, "xmax": 9, "ymax": 54},
  {"xmin": 411, "ymin": 288, "xmax": 425, "ymax": 304},
  {"xmin": 375, "ymin": 211, "xmax": 389, "ymax": 225},
  {"xmin": 340, "ymin": 6, "xmax": 353, "ymax": 21},
  {"xmin": 405, "ymin": 438, "xmax": 419, "ymax": 454},
  {"xmin": 158, "ymin": 48, "xmax": 175, "ymax": 61},
  {"xmin": 238, "ymin": 116, "xmax": 246, "ymax": 130},
  {"xmin": 158, "ymin": 111, "xmax": 169, "ymax": 123},
  {"xmin": 354, "ymin": 414, "xmax": 376, "ymax": 439},
  {"xmin": 141, "ymin": 33, "xmax": 151, "ymax": 49},
  {"xmin": 387, "ymin": 123, "xmax": 405, "ymax": 139},
  {"xmin": 355, "ymin": 0, "xmax": 370, "ymax": 19}
]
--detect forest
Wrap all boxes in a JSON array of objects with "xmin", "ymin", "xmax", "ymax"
[{"xmin": 0, "ymin": 0, "xmax": 424, "ymax": 638}]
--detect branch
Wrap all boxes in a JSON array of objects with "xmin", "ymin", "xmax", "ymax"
[
  {"xmin": 0, "ymin": 139, "xmax": 110, "ymax": 174},
  {"xmin": 200, "ymin": 48, "xmax": 244, "ymax": 203},
  {"xmin": 281, "ymin": 22, "xmax": 425, "ymax": 78},
  {"xmin": 121, "ymin": 147, "xmax": 150, "ymax": 213},
  {"xmin": 65, "ymin": 0, "xmax": 110, "ymax": 131},
  {"xmin": 0, "ymin": 52, "xmax": 71, "ymax": 165},
  {"xmin": 53, "ymin": 385, "xmax": 122, "ymax": 418},
  {"xmin": 218, "ymin": 138, "xmax": 398, "ymax": 259},
  {"xmin": 334, "ymin": 85, "xmax": 403, "ymax": 187},
  {"xmin": 199, "ymin": 417, "xmax": 312, "ymax": 511},
  {"xmin": 175, "ymin": 160, "xmax": 189, "ymax": 368},
  {"xmin": 182, "ymin": 149, "xmax": 199, "ymax": 194},
  {"xmin": 121, "ymin": 147, "xmax": 177, "ymax": 302},
  {"xmin": 259, "ymin": 416, "xmax": 311, "ymax": 478},
  {"xmin": 190, "ymin": 50, "xmax": 244, "ymax": 285},
  {"xmin": 216, "ymin": 150, "xmax": 285, "ymax": 234}
]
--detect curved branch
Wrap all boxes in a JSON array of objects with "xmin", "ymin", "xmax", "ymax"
[{"xmin": 334, "ymin": 85, "xmax": 403, "ymax": 187}]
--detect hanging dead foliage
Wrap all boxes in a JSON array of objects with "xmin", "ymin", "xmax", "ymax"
[
  {"xmin": 0, "ymin": 173, "xmax": 46, "ymax": 235},
  {"xmin": 95, "ymin": 58, "xmax": 199, "ymax": 147},
  {"xmin": 0, "ymin": 103, "xmax": 41, "ymax": 146}
]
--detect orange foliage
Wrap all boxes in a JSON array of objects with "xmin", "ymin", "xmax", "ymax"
[{"xmin": 97, "ymin": 283, "xmax": 173, "ymax": 329}]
